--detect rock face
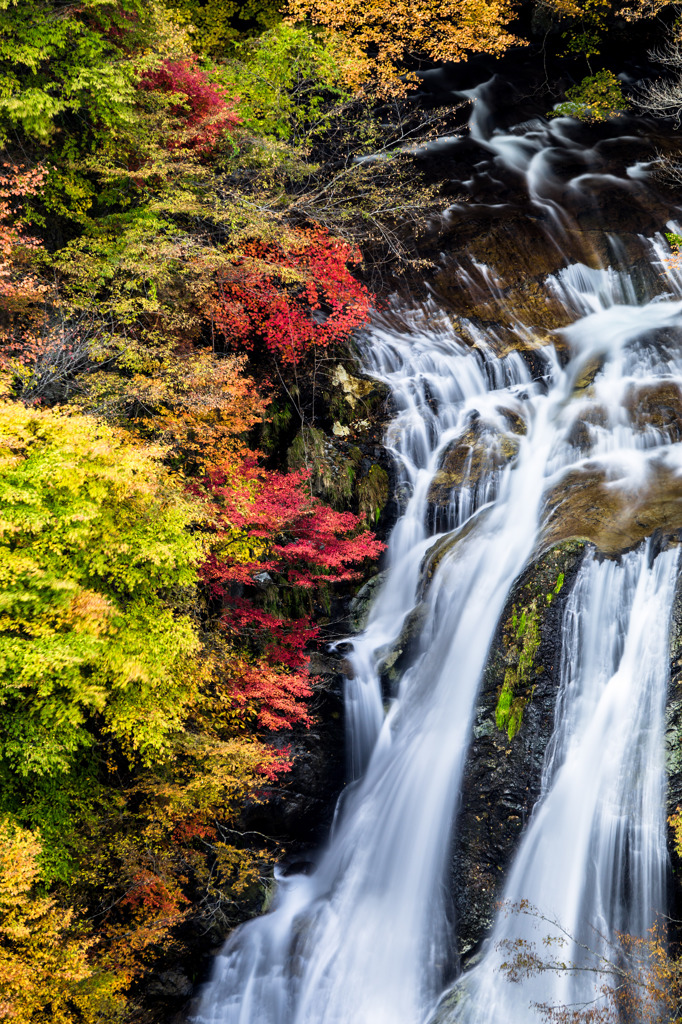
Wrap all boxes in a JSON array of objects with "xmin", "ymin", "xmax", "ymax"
[
  {"xmin": 542, "ymin": 460, "xmax": 682, "ymax": 556},
  {"xmin": 666, "ymin": 560, "xmax": 682, "ymax": 926},
  {"xmin": 427, "ymin": 422, "xmax": 520, "ymax": 510},
  {"xmin": 451, "ymin": 540, "xmax": 586, "ymax": 961},
  {"xmin": 242, "ymin": 651, "xmax": 349, "ymax": 852}
]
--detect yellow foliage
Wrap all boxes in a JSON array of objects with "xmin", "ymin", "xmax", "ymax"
[
  {"xmin": 0, "ymin": 817, "xmax": 124, "ymax": 1023},
  {"xmin": 287, "ymin": 0, "xmax": 523, "ymax": 95},
  {"xmin": 0, "ymin": 401, "xmax": 206, "ymax": 775}
]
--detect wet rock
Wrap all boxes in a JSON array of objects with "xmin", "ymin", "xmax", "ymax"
[
  {"xmin": 427, "ymin": 423, "xmax": 520, "ymax": 508},
  {"xmin": 376, "ymin": 602, "xmax": 429, "ymax": 693},
  {"xmin": 418, "ymin": 509, "xmax": 491, "ymax": 594},
  {"xmin": 451, "ymin": 540, "xmax": 586, "ymax": 962},
  {"xmin": 624, "ymin": 380, "xmax": 682, "ymax": 439},
  {"xmin": 542, "ymin": 459, "xmax": 682, "ymax": 556},
  {"xmin": 349, "ymin": 570, "xmax": 389, "ymax": 632},
  {"xmin": 572, "ymin": 356, "xmax": 605, "ymax": 392}
]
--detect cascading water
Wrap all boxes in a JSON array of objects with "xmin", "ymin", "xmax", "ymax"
[
  {"xmin": 194, "ymin": 74, "xmax": 682, "ymax": 1024},
  {"xmin": 442, "ymin": 543, "xmax": 679, "ymax": 1024}
]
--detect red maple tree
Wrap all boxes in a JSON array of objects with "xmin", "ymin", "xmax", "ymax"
[
  {"xmin": 138, "ymin": 57, "xmax": 240, "ymax": 155},
  {"xmin": 198, "ymin": 455, "xmax": 384, "ymax": 731},
  {"xmin": 211, "ymin": 229, "xmax": 372, "ymax": 364}
]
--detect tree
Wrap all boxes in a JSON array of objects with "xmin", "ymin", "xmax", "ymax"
[
  {"xmin": 137, "ymin": 56, "xmax": 241, "ymax": 156},
  {"xmin": 0, "ymin": 163, "xmax": 48, "ymax": 385},
  {"xmin": 199, "ymin": 455, "xmax": 384, "ymax": 731},
  {"xmin": 211, "ymin": 228, "xmax": 372, "ymax": 364},
  {"xmin": 550, "ymin": 71, "xmax": 630, "ymax": 121},
  {"xmin": 217, "ymin": 24, "xmax": 351, "ymax": 145},
  {"xmin": 287, "ymin": 0, "xmax": 523, "ymax": 95},
  {"xmin": 166, "ymin": 0, "xmax": 283, "ymax": 55},
  {"xmin": 637, "ymin": 30, "xmax": 682, "ymax": 124},
  {"xmin": 89, "ymin": 350, "xmax": 269, "ymax": 474},
  {"xmin": 497, "ymin": 900, "xmax": 682, "ymax": 1024},
  {"xmin": 0, "ymin": 402, "xmax": 205, "ymax": 782},
  {"xmin": 0, "ymin": 0, "xmax": 171, "ymax": 146},
  {"xmin": 0, "ymin": 816, "xmax": 122, "ymax": 1023}
]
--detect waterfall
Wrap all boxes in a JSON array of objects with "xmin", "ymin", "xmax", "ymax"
[
  {"xmin": 445, "ymin": 544, "xmax": 679, "ymax": 1023},
  {"xmin": 194, "ymin": 74, "xmax": 682, "ymax": 1024}
]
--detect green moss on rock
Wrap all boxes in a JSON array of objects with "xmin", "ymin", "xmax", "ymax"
[
  {"xmin": 358, "ymin": 463, "xmax": 389, "ymax": 524},
  {"xmin": 287, "ymin": 426, "xmax": 355, "ymax": 509},
  {"xmin": 493, "ymin": 547, "xmax": 578, "ymax": 741}
]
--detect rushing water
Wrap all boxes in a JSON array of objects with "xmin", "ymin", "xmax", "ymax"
[{"xmin": 194, "ymin": 74, "xmax": 682, "ymax": 1024}]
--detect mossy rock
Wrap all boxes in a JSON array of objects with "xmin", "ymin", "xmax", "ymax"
[
  {"xmin": 491, "ymin": 541, "xmax": 582, "ymax": 741},
  {"xmin": 665, "ymin": 568, "xmax": 682, "ymax": 930},
  {"xmin": 287, "ymin": 426, "xmax": 356, "ymax": 509},
  {"xmin": 450, "ymin": 539, "xmax": 586, "ymax": 964},
  {"xmin": 288, "ymin": 425, "xmax": 392, "ymax": 531},
  {"xmin": 358, "ymin": 463, "xmax": 390, "ymax": 525},
  {"xmin": 324, "ymin": 363, "xmax": 390, "ymax": 429}
]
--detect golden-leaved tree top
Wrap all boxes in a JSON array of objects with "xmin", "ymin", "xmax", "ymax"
[{"xmin": 287, "ymin": 0, "xmax": 523, "ymax": 94}]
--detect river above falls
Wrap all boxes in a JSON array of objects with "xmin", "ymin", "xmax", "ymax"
[{"xmin": 193, "ymin": 69, "xmax": 682, "ymax": 1024}]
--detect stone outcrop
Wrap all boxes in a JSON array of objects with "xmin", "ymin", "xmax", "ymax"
[
  {"xmin": 450, "ymin": 539, "xmax": 586, "ymax": 961},
  {"xmin": 666, "ymin": 560, "xmax": 682, "ymax": 927}
]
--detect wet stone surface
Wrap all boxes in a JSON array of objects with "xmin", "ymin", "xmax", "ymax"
[{"xmin": 451, "ymin": 540, "xmax": 586, "ymax": 961}]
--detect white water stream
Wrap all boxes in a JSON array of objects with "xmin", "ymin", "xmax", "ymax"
[
  {"xmin": 195, "ymin": 78, "xmax": 682, "ymax": 1024},
  {"xmin": 448, "ymin": 544, "xmax": 679, "ymax": 1023}
]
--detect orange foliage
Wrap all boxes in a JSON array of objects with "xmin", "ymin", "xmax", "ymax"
[
  {"xmin": 498, "ymin": 900, "xmax": 682, "ymax": 1024},
  {"xmin": 121, "ymin": 350, "xmax": 268, "ymax": 472},
  {"xmin": 0, "ymin": 164, "xmax": 49, "ymax": 375}
]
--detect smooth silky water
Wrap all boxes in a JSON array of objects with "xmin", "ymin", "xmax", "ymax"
[{"xmin": 193, "ymin": 76, "xmax": 682, "ymax": 1024}]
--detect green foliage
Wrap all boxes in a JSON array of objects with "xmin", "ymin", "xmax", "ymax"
[
  {"xmin": 167, "ymin": 0, "xmax": 282, "ymax": 55},
  {"xmin": 550, "ymin": 70, "xmax": 629, "ymax": 122},
  {"xmin": 218, "ymin": 24, "xmax": 350, "ymax": 144},
  {"xmin": 0, "ymin": 403, "xmax": 205, "ymax": 781},
  {"xmin": 562, "ymin": 0, "xmax": 610, "ymax": 57},
  {"xmin": 0, "ymin": 0, "xmax": 147, "ymax": 146}
]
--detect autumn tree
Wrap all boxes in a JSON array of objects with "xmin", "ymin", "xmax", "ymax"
[
  {"xmin": 497, "ymin": 900, "xmax": 682, "ymax": 1024},
  {"xmin": 212, "ymin": 228, "xmax": 372, "ymax": 364},
  {"xmin": 166, "ymin": 0, "xmax": 283, "ymax": 55},
  {"xmin": 199, "ymin": 454, "xmax": 384, "ymax": 732},
  {"xmin": 0, "ymin": 163, "xmax": 49, "ymax": 385},
  {"xmin": 287, "ymin": 0, "xmax": 523, "ymax": 95},
  {"xmin": 0, "ymin": 403, "xmax": 208, "ymax": 864},
  {"xmin": 0, "ymin": 816, "xmax": 122, "ymax": 1023}
]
